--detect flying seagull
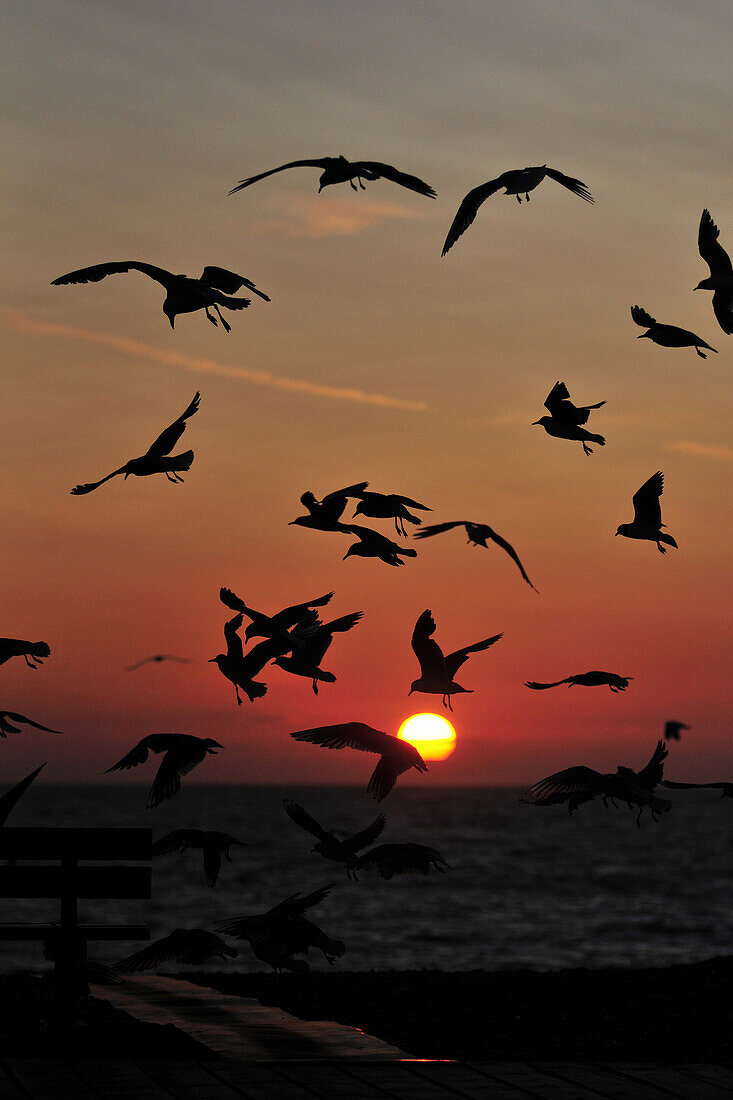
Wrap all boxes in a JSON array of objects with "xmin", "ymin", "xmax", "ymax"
[
  {"xmin": 283, "ymin": 800, "xmax": 386, "ymax": 880},
  {"xmin": 152, "ymin": 830, "xmax": 245, "ymax": 887},
  {"xmin": 0, "ymin": 763, "xmax": 46, "ymax": 827},
  {"xmin": 126, "ymin": 654, "xmax": 191, "ymax": 671},
  {"xmin": 297, "ymin": 482, "xmax": 369, "ymax": 529},
  {"xmin": 71, "ymin": 392, "xmax": 200, "ymax": 495},
  {"xmin": 0, "ymin": 711, "xmax": 63, "ymax": 737},
  {"xmin": 341, "ymin": 524, "xmax": 418, "ymax": 567},
  {"xmin": 289, "ymin": 723, "xmax": 427, "ymax": 802},
  {"xmin": 533, "ymin": 381, "xmax": 605, "ymax": 455},
  {"xmin": 115, "ymin": 929, "xmax": 237, "ymax": 973},
  {"xmin": 664, "ymin": 721, "xmax": 688, "ymax": 742},
  {"xmin": 210, "ymin": 612, "xmax": 310, "ymax": 704},
  {"xmin": 410, "ymin": 608, "xmax": 502, "ymax": 710},
  {"xmin": 354, "ymin": 843, "xmax": 450, "ymax": 881},
  {"xmin": 616, "ymin": 471, "xmax": 677, "ymax": 554},
  {"xmin": 413, "ymin": 520, "xmax": 537, "ymax": 590},
  {"xmin": 525, "ymin": 672, "xmax": 631, "ymax": 693},
  {"xmin": 275, "ymin": 612, "xmax": 364, "ymax": 694},
  {"xmin": 0, "ymin": 638, "xmax": 51, "ymax": 670},
  {"xmin": 52, "ymin": 262, "xmax": 268, "ymax": 330},
  {"xmin": 105, "ymin": 734, "xmax": 222, "ymax": 809},
  {"xmin": 662, "ymin": 780, "xmax": 733, "ymax": 799},
  {"xmin": 351, "ymin": 489, "xmax": 431, "ymax": 537},
  {"xmin": 229, "ymin": 156, "xmax": 435, "ymax": 198},
  {"xmin": 696, "ymin": 209, "xmax": 733, "ymax": 334},
  {"xmin": 219, "ymin": 586, "xmax": 333, "ymax": 646},
  {"xmin": 216, "ymin": 885, "xmax": 345, "ymax": 971},
  {"xmin": 442, "ymin": 165, "xmax": 593, "ymax": 255},
  {"xmin": 631, "ymin": 305, "xmax": 716, "ymax": 359}
]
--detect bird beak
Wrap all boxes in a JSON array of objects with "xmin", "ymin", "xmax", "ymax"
[
  {"xmin": 531, "ymin": 421, "xmax": 541, "ymax": 426},
  {"xmin": 614, "ymin": 532, "xmax": 619, "ymax": 537},
  {"xmin": 208, "ymin": 657, "xmax": 217, "ymax": 662},
  {"xmin": 318, "ymin": 182, "xmax": 324, "ymax": 193}
]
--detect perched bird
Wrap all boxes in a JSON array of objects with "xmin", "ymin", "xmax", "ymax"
[
  {"xmin": 0, "ymin": 763, "xmax": 46, "ymax": 826},
  {"xmin": 297, "ymin": 482, "xmax": 369, "ymax": 528},
  {"xmin": 219, "ymin": 586, "xmax": 333, "ymax": 646},
  {"xmin": 664, "ymin": 721, "xmax": 688, "ymax": 742},
  {"xmin": 0, "ymin": 638, "xmax": 51, "ymax": 670},
  {"xmin": 0, "ymin": 711, "xmax": 63, "ymax": 737},
  {"xmin": 615, "ymin": 471, "xmax": 678, "ymax": 554},
  {"xmin": 289, "ymin": 723, "xmax": 427, "ymax": 802},
  {"xmin": 126, "ymin": 654, "xmax": 191, "ymax": 671},
  {"xmin": 216, "ymin": 885, "xmax": 345, "ymax": 972},
  {"xmin": 533, "ymin": 381, "xmax": 606, "ymax": 455},
  {"xmin": 631, "ymin": 305, "xmax": 716, "ymax": 359},
  {"xmin": 525, "ymin": 672, "xmax": 631, "ymax": 693},
  {"xmin": 210, "ymin": 612, "xmax": 305, "ymax": 704},
  {"xmin": 662, "ymin": 780, "xmax": 733, "ymax": 799},
  {"xmin": 410, "ymin": 609, "xmax": 502, "ymax": 710},
  {"xmin": 105, "ymin": 734, "xmax": 222, "ymax": 809},
  {"xmin": 152, "ymin": 829, "xmax": 245, "ymax": 887},
  {"xmin": 229, "ymin": 155, "xmax": 435, "ymax": 199},
  {"xmin": 413, "ymin": 520, "xmax": 537, "ymax": 590},
  {"xmin": 695, "ymin": 209, "xmax": 733, "ymax": 334},
  {"xmin": 114, "ymin": 929, "xmax": 237, "ymax": 973},
  {"xmin": 442, "ymin": 165, "xmax": 593, "ymax": 255},
  {"xmin": 354, "ymin": 843, "xmax": 450, "ymax": 881},
  {"xmin": 275, "ymin": 612, "xmax": 363, "ymax": 694},
  {"xmin": 525, "ymin": 741, "xmax": 671, "ymax": 826},
  {"xmin": 351, "ymin": 489, "xmax": 431, "ymax": 537},
  {"xmin": 71, "ymin": 392, "xmax": 200, "ymax": 495},
  {"xmin": 341, "ymin": 524, "xmax": 418, "ymax": 567},
  {"xmin": 52, "ymin": 262, "xmax": 268, "ymax": 330},
  {"xmin": 283, "ymin": 800, "xmax": 386, "ymax": 880}
]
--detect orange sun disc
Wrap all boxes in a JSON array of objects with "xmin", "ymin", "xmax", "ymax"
[{"xmin": 398, "ymin": 713, "xmax": 457, "ymax": 761}]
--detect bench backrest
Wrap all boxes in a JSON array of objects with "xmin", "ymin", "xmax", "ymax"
[{"xmin": 0, "ymin": 828, "xmax": 152, "ymax": 899}]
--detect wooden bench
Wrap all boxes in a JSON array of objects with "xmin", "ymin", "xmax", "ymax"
[{"xmin": 0, "ymin": 827, "xmax": 152, "ymax": 1030}]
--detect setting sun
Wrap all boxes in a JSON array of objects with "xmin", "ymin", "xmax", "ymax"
[{"xmin": 398, "ymin": 713, "xmax": 457, "ymax": 761}]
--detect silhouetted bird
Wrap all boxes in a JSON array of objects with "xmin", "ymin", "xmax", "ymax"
[
  {"xmin": 289, "ymin": 723, "xmax": 427, "ymax": 802},
  {"xmin": 229, "ymin": 156, "xmax": 435, "ymax": 198},
  {"xmin": 283, "ymin": 800, "xmax": 386, "ymax": 880},
  {"xmin": 696, "ymin": 209, "xmax": 733, "ymax": 334},
  {"xmin": 354, "ymin": 843, "xmax": 450, "ymax": 880},
  {"xmin": 0, "ymin": 638, "xmax": 50, "ymax": 669},
  {"xmin": 413, "ymin": 520, "xmax": 537, "ymax": 590},
  {"xmin": 115, "ymin": 929, "xmax": 237, "ymax": 973},
  {"xmin": 662, "ymin": 780, "xmax": 733, "ymax": 799},
  {"xmin": 526, "ymin": 741, "xmax": 671, "ymax": 826},
  {"xmin": 525, "ymin": 672, "xmax": 631, "ymax": 693},
  {"xmin": 52, "ymin": 263, "xmax": 268, "ymax": 330},
  {"xmin": 341, "ymin": 524, "xmax": 418, "ymax": 567},
  {"xmin": 616, "ymin": 471, "xmax": 677, "ymax": 554},
  {"xmin": 298, "ymin": 482, "xmax": 369, "ymax": 528},
  {"xmin": 71, "ymin": 392, "xmax": 200, "ymax": 495},
  {"xmin": 219, "ymin": 586, "xmax": 332, "ymax": 646},
  {"xmin": 275, "ymin": 612, "xmax": 363, "ymax": 694},
  {"xmin": 351, "ymin": 489, "xmax": 431, "ymax": 536},
  {"xmin": 631, "ymin": 305, "xmax": 716, "ymax": 359},
  {"xmin": 0, "ymin": 763, "xmax": 46, "ymax": 826},
  {"xmin": 216, "ymin": 885, "xmax": 345, "ymax": 972},
  {"xmin": 210, "ymin": 612, "xmax": 305, "ymax": 704},
  {"xmin": 152, "ymin": 830, "xmax": 245, "ymax": 887},
  {"xmin": 410, "ymin": 609, "xmax": 502, "ymax": 710},
  {"xmin": 442, "ymin": 165, "xmax": 593, "ymax": 255},
  {"xmin": 0, "ymin": 711, "xmax": 63, "ymax": 737},
  {"xmin": 105, "ymin": 734, "xmax": 222, "ymax": 809},
  {"xmin": 126, "ymin": 654, "xmax": 191, "ymax": 671},
  {"xmin": 533, "ymin": 381, "xmax": 605, "ymax": 455},
  {"xmin": 664, "ymin": 721, "xmax": 688, "ymax": 742}
]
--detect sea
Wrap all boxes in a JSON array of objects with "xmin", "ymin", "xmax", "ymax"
[{"xmin": 2, "ymin": 784, "xmax": 732, "ymax": 974}]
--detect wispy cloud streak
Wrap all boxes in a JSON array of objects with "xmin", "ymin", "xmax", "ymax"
[
  {"xmin": 668, "ymin": 441, "xmax": 732, "ymax": 461},
  {"xmin": 2, "ymin": 308, "xmax": 426, "ymax": 411},
  {"xmin": 247, "ymin": 194, "xmax": 428, "ymax": 239}
]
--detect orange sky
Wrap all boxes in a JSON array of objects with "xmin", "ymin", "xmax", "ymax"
[{"xmin": 2, "ymin": 1, "xmax": 731, "ymax": 792}]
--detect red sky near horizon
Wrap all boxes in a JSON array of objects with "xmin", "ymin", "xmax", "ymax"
[{"xmin": 2, "ymin": 2, "xmax": 731, "ymax": 795}]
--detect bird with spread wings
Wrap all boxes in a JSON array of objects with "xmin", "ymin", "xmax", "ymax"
[
  {"xmin": 289, "ymin": 723, "xmax": 427, "ymax": 802},
  {"xmin": 229, "ymin": 155, "xmax": 435, "ymax": 198}
]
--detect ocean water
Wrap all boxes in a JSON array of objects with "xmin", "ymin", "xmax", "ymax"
[{"xmin": 1, "ymin": 784, "xmax": 732, "ymax": 973}]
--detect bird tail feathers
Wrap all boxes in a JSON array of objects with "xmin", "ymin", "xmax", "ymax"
[{"xmin": 170, "ymin": 450, "xmax": 194, "ymax": 472}]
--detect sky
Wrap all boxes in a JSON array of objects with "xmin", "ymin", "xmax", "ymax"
[{"xmin": 2, "ymin": 0, "xmax": 731, "ymax": 793}]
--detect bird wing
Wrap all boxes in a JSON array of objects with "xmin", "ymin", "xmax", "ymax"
[
  {"xmin": 323, "ymin": 481, "xmax": 369, "ymax": 504},
  {"xmin": 632, "ymin": 471, "xmax": 664, "ymax": 528},
  {"xmin": 228, "ymin": 159, "xmax": 330, "ymax": 195},
  {"xmin": 148, "ymin": 743, "xmax": 209, "ymax": 809},
  {"xmin": 203, "ymin": 844, "xmax": 222, "ymax": 888},
  {"xmin": 412, "ymin": 521, "xmax": 465, "ymax": 540},
  {"xmin": 70, "ymin": 465, "xmax": 129, "ymax": 495},
  {"xmin": 441, "ymin": 175, "xmax": 509, "ymax": 256},
  {"xmin": 366, "ymin": 755, "xmax": 416, "ymax": 802},
  {"xmin": 359, "ymin": 843, "xmax": 446, "ymax": 879},
  {"xmin": 290, "ymin": 722, "xmax": 399, "ymax": 756},
  {"xmin": 224, "ymin": 614, "xmax": 244, "ymax": 662},
  {"xmin": 445, "ymin": 633, "xmax": 503, "ymax": 678},
  {"xmin": 527, "ymin": 765, "xmax": 608, "ymax": 800},
  {"xmin": 51, "ymin": 261, "xmax": 175, "ymax": 288},
  {"xmin": 151, "ymin": 829, "xmax": 201, "ymax": 856},
  {"xmin": 525, "ymin": 680, "xmax": 570, "ymax": 690},
  {"xmin": 635, "ymin": 740, "xmax": 668, "ymax": 791},
  {"xmin": 631, "ymin": 305, "xmax": 655, "ymax": 328},
  {"xmin": 283, "ymin": 799, "xmax": 332, "ymax": 843},
  {"xmin": 219, "ymin": 587, "xmax": 257, "ymax": 618},
  {"xmin": 105, "ymin": 736, "xmax": 158, "ymax": 772},
  {"xmin": 353, "ymin": 161, "xmax": 436, "ymax": 198},
  {"xmin": 241, "ymin": 637, "xmax": 287, "ymax": 676},
  {"xmin": 272, "ymin": 592, "xmax": 334, "ymax": 629},
  {"xmin": 0, "ymin": 763, "xmax": 46, "ymax": 827},
  {"xmin": 485, "ymin": 530, "xmax": 537, "ymax": 590},
  {"xmin": 270, "ymin": 884, "xmax": 334, "ymax": 916},
  {"xmin": 199, "ymin": 266, "xmax": 270, "ymax": 301},
  {"xmin": 712, "ymin": 288, "xmax": 733, "ymax": 334},
  {"xmin": 343, "ymin": 812, "xmax": 387, "ymax": 853},
  {"xmin": 411, "ymin": 609, "xmax": 447, "ymax": 678},
  {"xmin": 544, "ymin": 380, "xmax": 571, "ymax": 415},
  {"xmin": 393, "ymin": 494, "xmax": 431, "ymax": 510},
  {"xmin": 544, "ymin": 167, "xmax": 594, "ymax": 203},
  {"xmin": 1, "ymin": 712, "xmax": 63, "ymax": 734},
  {"xmin": 698, "ymin": 209, "xmax": 732, "ymax": 277},
  {"xmin": 145, "ymin": 393, "xmax": 200, "ymax": 458}
]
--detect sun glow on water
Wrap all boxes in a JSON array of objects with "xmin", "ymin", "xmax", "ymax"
[{"xmin": 398, "ymin": 712, "xmax": 457, "ymax": 761}]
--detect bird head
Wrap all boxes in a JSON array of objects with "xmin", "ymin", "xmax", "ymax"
[
  {"xmin": 163, "ymin": 301, "xmax": 175, "ymax": 328},
  {"xmin": 209, "ymin": 654, "xmax": 225, "ymax": 668},
  {"xmin": 532, "ymin": 417, "xmax": 550, "ymax": 428},
  {"xmin": 637, "ymin": 332, "xmax": 651, "ymax": 340},
  {"xmin": 694, "ymin": 279, "xmax": 712, "ymax": 291},
  {"xmin": 342, "ymin": 545, "xmax": 359, "ymax": 561},
  {"xmin": 352, "ymin": 503, "xmax": 366, "ymax": 518},
  {"xmin": 317, "ymin": 173, "xmax": 329, "ymax": 193},
  {"xmin": 616, "ymin": 765, "xmax": 635, "ymax": 777},
  {"xmin": 204, "ymin": 740, "xmax": 223, "ymax": 753},
  {"xmin": 408, "ymin": 682, "xmax": 419, "ymax": 696},
  {"xmin": 614, "ymin": 524, "xmax": 629, "ymax": 538}
]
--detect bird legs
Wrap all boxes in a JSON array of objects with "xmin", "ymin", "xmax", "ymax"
[
  {"xmin": 515, "ymin": 193, "xmax": 531, "ymax": 203},
  {"xmin": 442, "ymin": 693, "xmax": 453, "ymax": 711},
  {"xmin": 581, "ymin": 442, "xmax": 594, "ymax": 456},
  {"xmin": 164, "ymin": 470, "xmax": 186, "ymax": 483},
  {"xmin": 23, "ymin": 654, "xmax": 41, "ymax": 669},
  {"xmin": 349, "ymin": 177, "xmax": 367, "ymax": 191},
  {"xmin": 204, "ymin": 305, "xmax": 231, "ymax": 332}
]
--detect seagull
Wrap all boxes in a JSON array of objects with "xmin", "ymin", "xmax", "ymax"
[
  {"xmin": 341, "ymin": 524, "xmax": 418, "ymax": 567},
  {"xmin": 0, "ymin": 638, "xmax": 51, "ymax": 669},
  {"xmin": 126, "ymin": 654, "xmax": 191, "ymax": 671},
  {"xmin": 219, "ymin": 586, "xmax": 333, "ymax": 646},
  {"xmin": 664, "ymin": 721, "xmax": 688, "ymax": 742},
  {"xmin": 114, "ymin": 929, "xmax": 237, "ymax": 973},
  {"xmin": 533, "ymin": 381, "xmax": 606, "ymax": 455},
  {"xmin": 410, "ymin": 609, "xmax": 502, "ymax": 710},
  {"xmin": 274, "ymin": 612, "xmax": 364, "ymax": 694},
  {"xmin": 631, "ymin": 305, "xmax": 716, "ymax": 359},
  {"xmin": 695, "ymin": 209, "xmax": 733, "ymax": 334},
  {"xmin": 71, "ymin": 392, "xmax": 200, "ymax": 495},
  {"xmin": 442, "ymin": 165, "xmax": 593, "ymax": 255},
  {"xmin": 283, "ymin": 800, "xmax": 386, "ymax": 880},
  {"xmin": 152, "ymin": 830, "xmax": 245, "ymax": 887},
  {"xmin": 662, "ymin": 779, "xmax": 733, "ymax": 799},
  {"xmin": 351, "ymin": 489, "xmax": 431, "ymax": 537},
  {"xmin": 0, "ymin": 711, "xmax": 63, "ymax": 737},
  {"xmin": 0, "ymin": 763, "xmax": 46, "ymax": 827},
  {"xmin": 413, "ymin": 520, "xmax": 537, "ymax": 590},
  {"xmin": 229, "ymin": 156, "xmax": 436, "ymax": 199},
  {"xmin": 616, "ymin": 471, "xmax": 677, "ymax": 554},
  {"xmin": 297, "ymin": 482, "xmax": 369, "ymax": 528},
  {"xmin": 525, "ymin": 672, "xmax": 632, "ymax": 693},
  {"xmin": 105, "ymin": 734, "xmax": 222, "ymax": 809},
  {"xmin": 216, "ymin": 885, "xmax": 345, "ymax": 971},
  {"xmin": 210, "ymin": 612, "xmax": 307, "ymax": 704},
  {"xmin": 526, "ymin": 741, "xmax": 671, "ymax": 826},
  {"xmin": 289, "ymin": 723, "xmax": 427, "ymax": 802},
  {"xmin": 52, "ymin": 262, "xmax": 268, "ymax": 330},
  {"xmin": 353, "ymin": 843, "xmax": 450, "ymax": 881}
]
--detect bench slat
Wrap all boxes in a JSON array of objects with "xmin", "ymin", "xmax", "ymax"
[
  {"xmin": 0, "ymin": 866, "xmax": 151, "ymax": 899},
  {"xmin": 0, "ymin": 827, "xmax": 152, "ymax": 860},
  {"xmin": 0, "ymin": 923, "xmax": 150, "ymax": 940}
]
